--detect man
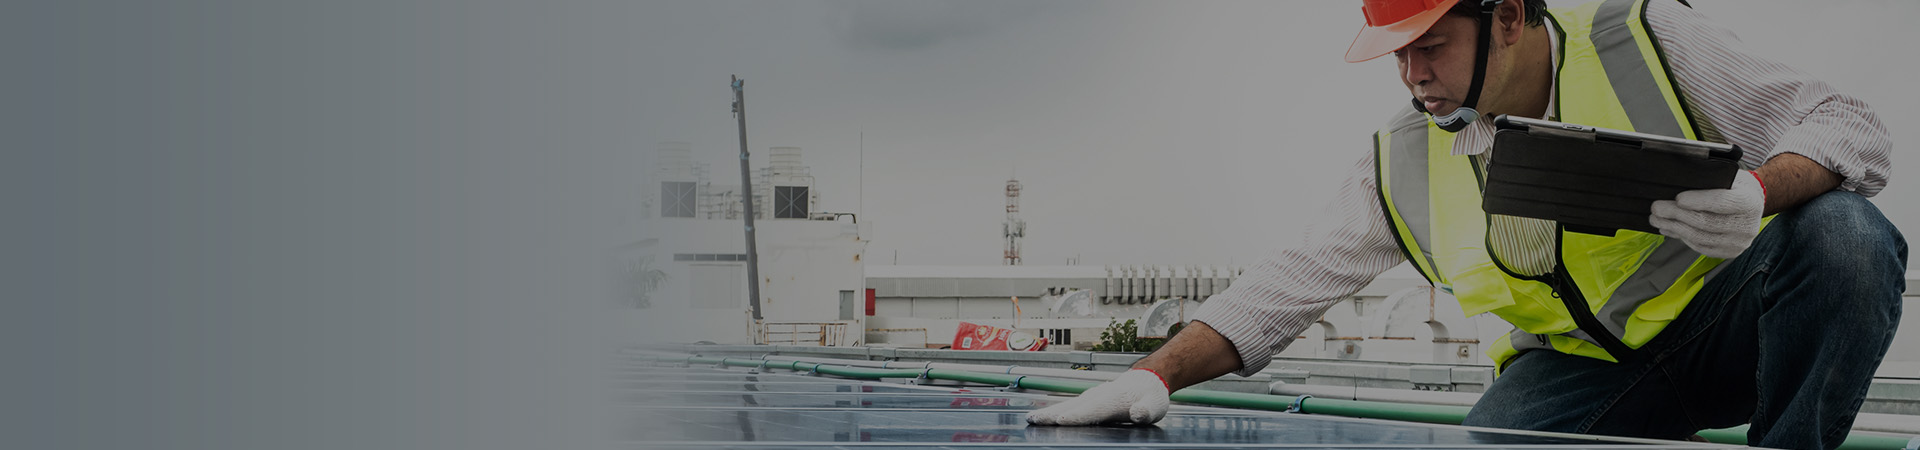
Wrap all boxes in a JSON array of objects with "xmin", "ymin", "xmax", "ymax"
[{"xmin": 1025, "ymin": 1, "xmax": 1903, "ymax": 449}]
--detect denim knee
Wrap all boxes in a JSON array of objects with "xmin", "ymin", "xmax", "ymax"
[{"xmin": 1767, "ymin": 191, "xmax": 1907, "ymax": 276}]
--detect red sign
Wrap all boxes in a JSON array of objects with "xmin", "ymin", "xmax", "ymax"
[
  {"xmin": 952, "ymin": 322, "xmax": 1048, "ymax": 351},
  {"xmin": 950, "ymin": 397, "xmax": 1011, "ymax": 407}
]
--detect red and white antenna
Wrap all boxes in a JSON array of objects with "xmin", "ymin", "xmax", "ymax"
[{"xmin": 1003, "ymin": 174, "xmax": 1024, "ymax": 265}]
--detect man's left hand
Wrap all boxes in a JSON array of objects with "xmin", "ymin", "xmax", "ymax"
[{"xmin": 1649, "ymin": 171, "xmax": 1765, "ymax": 259}]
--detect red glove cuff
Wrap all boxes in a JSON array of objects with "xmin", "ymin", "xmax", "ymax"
[
  {"xmin": 1749, "ymin": 171, "xmax": 1767, "ymax": 199},
  {"xmin": 1132, "ymin": 368, "xmax": 1171, "ymax": 391}
]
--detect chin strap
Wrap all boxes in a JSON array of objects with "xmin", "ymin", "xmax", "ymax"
[{"xmin": 1414, "ymin": 0, "xmax": 1502, "ymax": 133}]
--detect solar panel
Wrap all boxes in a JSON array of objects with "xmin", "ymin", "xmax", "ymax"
[
  {"xmin": 622, "ymin": 363, "xmax": 1728, "ymax": 449},
  {"xmin": 627, "ymin": 393, "xmax": 1047, "ymax": 410}
]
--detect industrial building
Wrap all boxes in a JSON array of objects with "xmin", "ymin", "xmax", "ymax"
[{"xmin": 630, "ymin": 142, "xmax": 867, "ymax": 347}]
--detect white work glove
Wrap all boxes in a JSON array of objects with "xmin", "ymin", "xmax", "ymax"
[
  {"xmin": 1024, "ymin": 369, "xmax": 1170, "ymax": 426},
  {"xmin": 1649, "ymin": 171, "xmax": 1766, "ymax": 259}
]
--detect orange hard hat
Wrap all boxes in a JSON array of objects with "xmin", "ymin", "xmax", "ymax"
[{"xmin": 1345, "ymin": 0, "xmax": 1464, "ymax": 63}]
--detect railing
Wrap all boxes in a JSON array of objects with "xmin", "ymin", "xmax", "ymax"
[{"xmin": 761, "ymin": 322, "xmax": 849, "ymax": 346}]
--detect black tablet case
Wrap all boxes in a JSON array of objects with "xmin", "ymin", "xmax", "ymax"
[{"xmin": 1483, "ymin": 118, "xmax": 1741, "ymax": 236}]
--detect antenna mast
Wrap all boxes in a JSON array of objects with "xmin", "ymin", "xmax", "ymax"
[{"xmin": 1003, "ymin": 175, "xmax": 1024, "ymax": 265}]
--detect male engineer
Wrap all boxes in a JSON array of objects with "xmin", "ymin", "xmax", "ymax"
[{"xmin": 1025, "ymin": 1, "xmax": 1902, "ymax": 448}]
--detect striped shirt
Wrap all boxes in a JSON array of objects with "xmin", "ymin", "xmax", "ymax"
[{"xmin": 1190, "ymin": 0, "xmax": 1892, "ymax": 377}]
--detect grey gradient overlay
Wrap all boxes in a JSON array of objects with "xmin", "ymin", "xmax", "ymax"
[{"xmin": 11, "ymin": 1, "xmax": 644, "ymax": 449}]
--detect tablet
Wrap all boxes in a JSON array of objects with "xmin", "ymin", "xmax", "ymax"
[{"xmin": 1484, "ymin": 115, "xmax": 1742, "ymax": 236}]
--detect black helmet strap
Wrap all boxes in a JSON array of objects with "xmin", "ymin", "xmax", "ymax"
[{"xmin": 1414, "ymin": 0, "xmax": 1501, "ymax": 133}]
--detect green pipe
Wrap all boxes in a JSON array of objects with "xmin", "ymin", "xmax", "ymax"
[
  {"xmin": 646, "ymin": 355, "xmax": 1911, "ymax": 449},
  {"xmin": 1693, "ymin": 426, "xmax": 1750, "ymax": 447},
  {"xmin": 1169, "ymin": 388, "xmax": 1469, "ymax": 425},
  {"xmin": 1295, "ymin": 398, "xmax": 1471, "ymax": 425},
  {"xmin": 1696, "ymin": 425, "xmax": 1913, "ymax": 450},
  {"xmin": 678, "ymin": 356, "xmax": 1102, "ymax": 392},
  {"xmin": 688, "ymin": 357, "xmax": 926, "ymax": 379},
  {"xmin": 932, "ymin": 369, "xmax": 1100, "ymax": 393},
  {"xmin": 664, "ymin": 355, "xmax": 1465, "ymax": 423}
]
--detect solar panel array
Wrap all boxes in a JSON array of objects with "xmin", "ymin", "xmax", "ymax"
[{"xmin": 622, "ymin": 360, "xmax": 1732, "ymax": 449}]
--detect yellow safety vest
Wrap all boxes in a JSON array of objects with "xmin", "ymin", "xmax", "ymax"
[{"xmin": 1373, "ymin": 0, "xmax": 1765, "ymax": 369}]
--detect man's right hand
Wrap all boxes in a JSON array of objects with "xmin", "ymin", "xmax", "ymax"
[{"xmin": 1024, "ymin": 369, "xmax": 1171, "ymax": 426}]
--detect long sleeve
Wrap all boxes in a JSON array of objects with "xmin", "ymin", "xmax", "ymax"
[
  {"xmin": 1188, "ymin": 151, "xmax": 1407, "ymax": 376},
  {"xmin": 1646, "ymin": 1, "xmax": 1892, "ymax": 195}
]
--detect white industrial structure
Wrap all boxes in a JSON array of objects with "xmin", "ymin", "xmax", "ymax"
[
  {"xmin": 757, "ymin": 147, "xmax": 819, "ymax": 220},
  {"xmin": 640, "ymin": 144, "xmax": 823, "ymax": 222},
  {"xmin": 862, "ymin": 265, "xmax": 1260, "ymax": 350},
  {"xmin": 627, "ymin": 142, "xmax": 866, "ymax": 347}
]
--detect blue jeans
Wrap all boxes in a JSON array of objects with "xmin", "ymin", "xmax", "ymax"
[{"xmin": 1461, "ymin": 191, "xmax": 1907, "ymax": 450}]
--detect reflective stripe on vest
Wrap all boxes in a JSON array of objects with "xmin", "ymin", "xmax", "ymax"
[{"xmin": 1373, "ymin": 0, "xmax": 1758, "ymax": 369}]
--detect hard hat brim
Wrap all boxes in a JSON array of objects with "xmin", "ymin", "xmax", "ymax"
[{"xmin": 1344, "ymin": 0, "xmax": 1462, "ymax": 63}]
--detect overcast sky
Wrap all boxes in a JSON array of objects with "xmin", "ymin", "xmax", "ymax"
[{"xmin": 638, "ymin": 0, "xmax": 1920, "ymax": 268}]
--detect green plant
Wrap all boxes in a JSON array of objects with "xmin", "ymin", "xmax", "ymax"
[
  {"xmin": 1091, "ymin": 319, "xmax": 1167, "ymax": 353},
  {"xmin": 629, "ymin": 255, "xmax": 667, "ymax": 309}
]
